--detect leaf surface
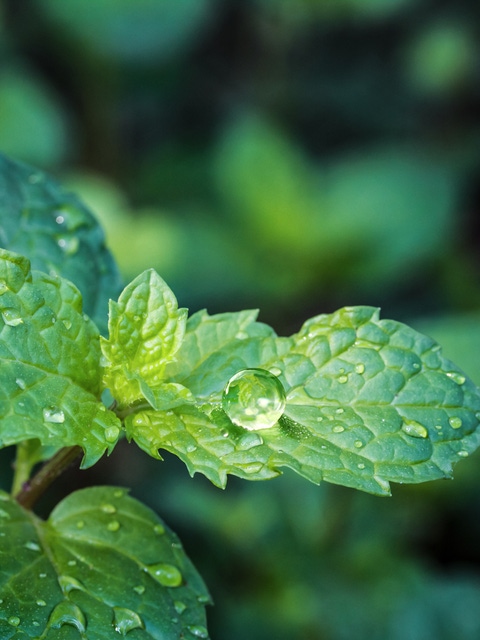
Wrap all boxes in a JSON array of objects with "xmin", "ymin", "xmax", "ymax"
[
  {"xmin": 125, "ymin": 305, "xmax": 480, "ymax": 494},
  {"xmin": 101, "ymin": 270, "xmax": 188, "ymax": 409},
  {"xmin": 0, "ymin": 487, "xmax": 210, "ymax": 639},
  {"xmin": 0, "ymin": 153, "xmax": 122, "ymax": 334},
  {"xmin": 0, "ymin": 249, "xmax": 120, "ymax": 466}
]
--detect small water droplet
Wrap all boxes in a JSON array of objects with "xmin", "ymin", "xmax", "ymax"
[
  {"xmin": 58, "ymin": 575, "xmax": 87, "ymax": 594},
  {"xmin": 55, "ymin": 214, "xmax": 65, "ymax": 224},
  {"xmin": 62, "ymin": 319, "xmax": 72, "ymax": 330},
  {"xmin": 154, "ymin": 524, "xmax": 165, "ymax": 535},
  {"xmin": 402, "ymin": 420, "xmax": 428, "ymax": 439},
  {"xmin": 357, "ymin": 463, "xmax": 366, "ymax": 470},
  {"xmin": 67, "ymin": 560, "xmax": 77, "ymax": 567},
  {"xmin": 237, "ymin": 432, "xmax": 264, "ymax": 450},
  {"xmin": 335, "ymin": 408, "xmax": 344, "ymax": 414},
  {"xmin": 0, "ymin": 508, "xmax": 11, "ymax": 519},
  {"xmin": 76, "ymin": 520, "xmax": 85, "ymax": 529},
  {"xmin": 15, "ymin": 378, "xmax": 26, "ymax": 390},
  {"xmin": 446, "ymin": 371, "xmax": 466, "ymax": 385},
  {"xmin": 332, "ymin": 425, "xmax": 345, "ymax": 433},
  {"xmin": 186, "ymin": 443, "xmax": 197, "ymax": 453},
  {"xmin": 146, "ymin": 563, "xmax": 183, "ymax": 587},
  {"xmin": 449, "ymin": 417, "xmax": 463, "ymax": 429},
  {"xmin": 36, "ymin": 599, "xmax": 47, "ymax": 607},
  {"xmin": 197, "ymin": 594, "xmax": 211, "ymax": 604},
  {"xmin": 113, "ymin": 607, "xmax": 145, "ymax": 635},
  {"xmin": 458, "ymin": 450, "xmax": 469, "ymax": 457},
  {"xmin": 187, "ymin": 624, "xmax": 209, "ymax": 638},
  {"xmin": 133, "ymin": 585, "xmax": 145, "ymax": 595},
  {"xmin": 8, "ymin": 616, "xmax": 20, "ymax": 627},
  {"xmin": 269, "ymin": 367, "xmax": 282, "ymax": 376},
  {"xmin": 113, "ymin": 490, "xmax": 125, "ymax": 498},
  {"xmin": 101, "ymin": 504, "xmax": 117, "ymax": 514},
  {"xmin": 1, "ymin": 309, "xmax": 23, "ymax": 326},
  {"xmin": 222, "ymin": 368, "xmax": 286, "ymax": 430},
  {"xmin": 174, "ymin": 601, "xmax": 187, "ymax": 614},
  {"xmin": 39, "ymin": 573, "xmax": 47, "ymax": 578},
  {"xmin": 355, "ymin": 363, "xmax": 365, "ymax": 374},
  {"xmin": 107, "ymin": 520, "xmax": 121, "ymax": 532},
  {"xmin": 105, "ymin": 426, "xmax": 120, "ymax": 443},
  {"xmin": 354, "ymin": 440, "xmax": 363, "ymax": 449},
  {"xmin": 43, "ymin": 407, "xmax": 65, "ymax": 423},
  {"xmin": 48, "ymin": 601, "xmax": 86, "ymax": 634},
  {"xmin": 338, "ymin": 375, "xmax": 348, "ymax": 384},
  {"xmin": 24, "ymin": 541, "xmax": 41, "ymax": 552}
]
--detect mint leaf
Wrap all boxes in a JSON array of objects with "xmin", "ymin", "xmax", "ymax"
[
  {"xmin": 101, "ymin": 269, "xmax": 187, "ymax": 409},
  {"xmin": 0, "ymin": 152, "xmax": 122, "ymax": 334},
  {"xmin": 0, "ymin": 249, "xmax": 120, "ymax": 466},
  {"xmin": 0, "ymin": 487, "xmax": 210, "ymax": 639},
  {"xmin": 127, "ymin": 306, "xmax": 480, "ymax": 495}
]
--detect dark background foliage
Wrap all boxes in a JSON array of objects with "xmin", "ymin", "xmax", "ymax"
[{"xmin": 1, "ymin": 1, "xmax": 480, "ymax": 637}]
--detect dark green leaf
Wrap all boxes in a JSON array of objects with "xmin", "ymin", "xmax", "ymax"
[
  {"xmin": 0, "ymin": 487, "xmax": 210, "ymax": 639},
  {"xmin": 0, "ymin": 153, "xmax": 122, "ymax": 334}
]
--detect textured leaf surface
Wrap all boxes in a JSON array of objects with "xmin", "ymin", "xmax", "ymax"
[
  {"xmin": 0, "ymin": 487, "xmax": 210, "ymax": 639},
  {"xmin": 126, "ymin": 306, "xmax": 480, "ymax": 495},
  {"xmin": 101, "ymin": 270, "xmax": 187, "ymax": 409},
  {"xmin": 0, "ymin": 249, "xmax": 120, "ymax": 466},
  {"xmin": 0, "ymin": 153, "xmax": 122, "ymax": 334}
]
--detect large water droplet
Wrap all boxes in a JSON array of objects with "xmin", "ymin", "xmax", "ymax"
[
  {"xmin": 43, "ymin": 407, "xmax": 65, "ymax": 423},
  {"xmin": 1, "ymin": 309, "xmax": 23, "ymax": 326},
  {"xmin": 48, "ymin": 601, "xmax": 86, "ymax": 634},
  {"xmin": 113, "ymin": 607, "xmax": 145, "ymax": 635},
  {"xmin": 105, "ymin": 426, "xmax": 120, "ymax": 443},
  {"xmin": 222, "ymin": 368, "xmax": 286, "ymax": 431},
  {"xmin": 8, "ymin": 616, "xmax": 20, "ymax": 627},
  {"xmin": 146, "ymin": 563, "xmax": 183, "ymax": 587},
  {"xmin": 402, "ymin": 420, "xmax": 428, "ymax": 439}
]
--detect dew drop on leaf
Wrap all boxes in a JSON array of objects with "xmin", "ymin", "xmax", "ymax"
[
  {"xmin": 133, "ymin": 585, "xmax": 145, "ymax": 595},
  {"xmin": 113, "ymin": 607, "xmax": 145, "ymax": 635},
  {"xmin": 105, "ymin": 426, "xmax": 120, "ymax": 443},
  {"xmin": 222, "ymin": 368, "xmax": 286, "ymax": 431},
  {"xmin": 355, "ymin": 363, "xmax": 365, "ymax": 374},
  {"xmin": 446, "ymin": 371, "xmax": 466, "ymax": 385},
  {"xmin": 458, "ymin": 450, "xmax": 469, "ymax": 457},
  {"xmin": 24, "ymin": 541, "xmax": 41, "ymax": 552},
  {"xmin": 48, "ymin": 601, "xmax": 87, "ymax": 634},
  {"xmin": 146, "ymin": 562, "xmax": 183, "ymax": 587},
  {"xmin": 153, "ymin": 524, "xmax": 165, "ymax": 535},
  {"xmin": 43, "ymin": 407, "xmax": 65, "ymax": 423},
  {"xmin": 58, "ymin": 575, "xmax": 87, "ymax": 595},
  {"xmin": 187, "ymin": 624, "xmax": 209, "ymax": 638},
  {"xmin": 1, "ymin": 308, "xmax": 24, "ymax": 326},
  {"xmin": 449, "ymin": 416, "xmax": 463, "ymax": 429},
  {"xmin": 101, "ymin": 503, "xmax": 117, "ymax": 514},
  {"xmin": 15, "ymin": 378, "xmax": 26, "ymax": 390},
  {"xmin": 174, "ymin": 601, "xmax": 187, "ymax": 614},
  {"xmin": 8, "ymin": 616, "xmax": 20, "ymax": 627},
  {"xmin": 401, "ymin": 420, "xmax": 428, "ymax": 439},
  {"xmin": 107, "ymin": 520, "xmax": 121, "ymax": 532}
]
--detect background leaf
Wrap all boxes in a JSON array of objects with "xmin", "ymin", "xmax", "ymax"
[
  {"xmin": 0, "ymin": 153, "xmax": 122, "ymax": 334},
  {"xmin": 0, "ymin": 249, "xmax": 120, "ymax": 466},
  {"xmin": 0, "ymin": 487, "xmax": 210, "ymax": 639},
  {"xmin": 126, "ymin": 306, "xmax": 480, "ymax": 494}
]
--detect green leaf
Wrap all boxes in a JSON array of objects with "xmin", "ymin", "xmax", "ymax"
[
  {"xmin": 126, "ymin": 306, "xmax": 480, "ymax": 495},
  {"xmin": 0, "ymin": 487, "xmax": 210, "ymax": 639},
  {"xmin": 0, "ymin": 153, "xmax": 122, "ymax": 334},
  {"xmin": 0, "ymin": 248, "xmax": 120, "ymax": 467},
  {"xmin": 101, "ymin": 269, "xmax": 188, "ymax": 409}
]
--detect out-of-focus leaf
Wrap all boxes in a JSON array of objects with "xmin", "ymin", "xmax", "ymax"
[
  {"xmin": 0, "ymin": 153, "xmax": 122, "ymax": 334},
  {"xmin": 0, "ymin": 248, "xmax": 120, "ymax": 467},
  {"xmin": 0, "ymin": 487, "xmax": 210, "ymax": 639},
  {"xmin": 38, "ymin": 0, "xmax": 213, "ymax": 62}
]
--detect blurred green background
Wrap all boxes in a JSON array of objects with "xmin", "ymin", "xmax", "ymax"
[{"xmin": 1, "ymin": 0, "xmax": 480, "ymax": 638}]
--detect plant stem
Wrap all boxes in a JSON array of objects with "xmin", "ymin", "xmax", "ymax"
[
  {"xmin": 11, "ymin": 441, "xmax": 36, "ymax": 498},
  {"xmin": 15, "ymin": 445, "xmax": 83, "ymax": 511}
]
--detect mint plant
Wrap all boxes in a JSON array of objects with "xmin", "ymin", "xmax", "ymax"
[{"xmin": 1, "ymin": 151, "xmax": 480, "ymax": 639}]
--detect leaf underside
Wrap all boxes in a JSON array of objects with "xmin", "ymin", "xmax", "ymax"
[
  {"xmin": 0, "ymin": 487, "xmax": 210, "ymax": 639},
  {"xmin": 0, "ymin": 153, "xmax": 122, "ymax": 334},
  {"xmin": 119, "ymin": 294, "xmax": 480, "ymax": 495},
  {"xmin": 0, "ymin": 249, "xmax": 120, "ymax": 466}
]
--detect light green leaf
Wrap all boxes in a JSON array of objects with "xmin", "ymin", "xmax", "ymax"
[
  {"xmin": 0, "ymin": 249, "xmax": 120, "ymax": 467},
  {"xmin": 126, "ymin": 306, "xmax": 480, "ymax": 495},
  {"xmin": 101, "ymin": 269, "xmax": 188, "ymax": 409},
  {"xmin": 0, "ymin": 152, "xmax": 122, "ymax": 334},
  {"xmin": 0, "ymin": 487, "xmax": 210, "ymax": 639}
]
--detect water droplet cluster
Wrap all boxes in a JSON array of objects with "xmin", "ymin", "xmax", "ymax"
[{"xmin": 222, "ymin": 368, "xmax": 286, "ymax": 430}]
